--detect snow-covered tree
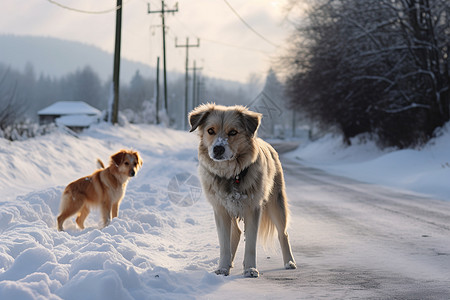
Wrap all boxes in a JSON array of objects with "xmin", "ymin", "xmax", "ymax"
[{"xmin": 282, "ymin": 0, "xmax": 450, "ymax": 147}]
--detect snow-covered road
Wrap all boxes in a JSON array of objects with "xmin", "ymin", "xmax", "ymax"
[{"xmin": 217, "ymin": 157, "xmax": 450, "ymax": 299}]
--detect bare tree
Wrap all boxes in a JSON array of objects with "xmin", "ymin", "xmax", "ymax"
[{"xmin": 281, "ymin": 0, "xmax": 450, "ymax": 147}]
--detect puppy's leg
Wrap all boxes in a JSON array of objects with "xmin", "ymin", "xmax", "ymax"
[
  {"xmin": 100, "ymin": 200, "xmax": 113, "ymax": 228},
  {"xmin": 57, "ymin": 192, "xmax": 84, "ymax": 231},
  {"xmin": 230, "ymin": 217, "xmax": 241, "ymax": 267},
  {"xmin": 243, "ymin": 207, "xmax": 261, "ymax": 278},
  {"xmin": 111, "ymin": 201, "xmax": 121, "ymax": 219},
  {"xmin": 75, "ymin": 204, "xmax": 90, "ymax": 230},
  {"xmin": 268, "ymin": 192, "xmax": 297, "ymax": 269},
  {"xmin": 214, "ymin": 205, "xmax": 232, "ymax": 276}
]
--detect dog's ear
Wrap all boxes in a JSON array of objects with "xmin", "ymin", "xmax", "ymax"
[
  {"xmin": 188, "ymin": 104, "xmax": 214, "ymax": 132},
  {"xmin": 134, "ymin": 152, "xmax": 143, "ymax": 169},
  {"xmin": 241, "ymin": 110, "xmax": 262, "ymax": 137},
  {"xmin": 111, "ymin": 151, "xmax": 125, "ymax": 166}
]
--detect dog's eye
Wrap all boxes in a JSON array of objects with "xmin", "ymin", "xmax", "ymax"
[
  {"xmin": 207, "ymin": 128, "xmax": 215, "ymax": 135},
  {"xmin": 228, "ymin": 130, "xmax": 238, "ymax": 136},
  {"xmin": 125, "ymin": 162, "xmax": 129, "ymax": 166}
]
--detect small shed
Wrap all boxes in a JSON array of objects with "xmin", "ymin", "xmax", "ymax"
[{"xmin": 38, "ymin": 101, "xmax": 101, "ymax": 132}]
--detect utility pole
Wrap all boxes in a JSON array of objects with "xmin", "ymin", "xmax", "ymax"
[
  {"xmin": 292, "ymin": 110, "xmax": 296, "ymax": 137},
  {"xmin": 148, "ymin": 1, "xmax": 178, "ymax": 115},
  {"xmin": 175, "ymin": 37, "xmax": 200, "ymax": 129},
  {"xmin": 155, "ymin": 56, "xmax": 160, "ymax": 124},
  {"xmin": 197, "ymin": 80, "xmax": 205, "ymax": 107},
  {"xmin": 112, "ymin": 0, "xmax": 122, "ymax": 124},
  {"xmin": 188, "ymin": 60, "xmax": 202, "ymax": 110}
]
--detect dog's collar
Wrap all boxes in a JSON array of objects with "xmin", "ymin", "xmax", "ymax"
[{"xmin": 234, "ymin": 167, "xmax": 249, "ymax": 184}]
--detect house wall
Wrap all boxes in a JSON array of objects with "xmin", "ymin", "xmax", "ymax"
[{"xmin": 39, "ymin": 115, "xmax": 58, "ymax": 125}]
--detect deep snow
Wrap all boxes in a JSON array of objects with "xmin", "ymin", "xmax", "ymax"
[
  {"xmin": 0, "ymin": 122, "xmax": 449, "ymax": 299},
  {"xmin": 1, "ymin": 124, "xmax": 226, "ymax": 299}
]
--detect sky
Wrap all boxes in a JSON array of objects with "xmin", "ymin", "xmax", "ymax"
[{"xmin": 0, "ymin": 0, "xmax": 299, "ymax": 83}]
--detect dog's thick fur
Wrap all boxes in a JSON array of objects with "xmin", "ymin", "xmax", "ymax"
[
  {"xmin": 189, "ymin": 104, "xmax": 296, "ymax": 277},
  {"xmin": 57, "ymin": 150, "xmax": 142, "ymax": 231}
]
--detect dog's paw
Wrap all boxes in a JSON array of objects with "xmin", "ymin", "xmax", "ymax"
[
  {"xmin": 214, "ymin": 268, "xmax": 230, "ymax": 276},
  {"xmin": 285, "ymin": 261, "xmax": 297, "ymax": 269},
  {"xmin": 243, "ymin": 267, "xmax": 259, "ymax": 278}
]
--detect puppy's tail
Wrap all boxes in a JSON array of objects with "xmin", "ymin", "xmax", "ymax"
[{"xmin": 97, "ymin": 159, "xmax": 105, "ymax": 169}]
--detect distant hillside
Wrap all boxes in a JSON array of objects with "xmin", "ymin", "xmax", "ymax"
[{"xmin": 0, "ymin": 34, "xmax": 155, "ymax": 82}]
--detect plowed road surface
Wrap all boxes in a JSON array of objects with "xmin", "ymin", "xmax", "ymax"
[{"xmin": 210, "ymin": 156, "xmax": 450, "ymax": 299}]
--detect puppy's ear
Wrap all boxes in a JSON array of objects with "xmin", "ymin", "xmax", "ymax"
[
  {"xmin": 241, "ymin": 110, "xmax": 262, "ymax": 137},
  {"xmin": 134, "ymin": 152, "xmax": 143, "ymax": 168},
  {"xmin": 188, "ymin": 104, "xmax": 214, "ymax": 132},
  {"xmin": 111, "ymin": 151, "xmax": 125, "ymax": 166}
]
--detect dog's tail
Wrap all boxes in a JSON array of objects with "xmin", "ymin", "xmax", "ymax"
[
  {"xmin": 97, "ymin": 159, "xmax": 105, "ymax": 169},
  {"xmin": 258, "ymin": 189, "xmax": 291, "ymax": 248},
  {"xmin": 259, "ymin": 208, "xmax": 276, "ymax": 248}
]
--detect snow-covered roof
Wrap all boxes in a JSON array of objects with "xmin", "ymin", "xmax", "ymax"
[
  {"xmin": 55, "ymin": 114, "xmax": 99, "ymax": 127},
  {"xmin": 38, "ymin": 101, "xmax": 101, "ymax": 116}
]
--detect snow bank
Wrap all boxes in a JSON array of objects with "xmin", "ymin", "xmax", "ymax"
[
  {"xmin": 287, "ymin": 124, "xmax": 450, "ymax": 201},
  {"xmin": 0, "ymin": 123, "xmax": 225, "ymax": 299}
]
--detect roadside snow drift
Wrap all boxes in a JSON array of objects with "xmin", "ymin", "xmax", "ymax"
[
  {"xmin": 287, "ymin": 124, "xmax": 450, "ymax": 202},
  {"xmin": 0, "ymin": 124, "xmax": 225, "ymax": 299}
]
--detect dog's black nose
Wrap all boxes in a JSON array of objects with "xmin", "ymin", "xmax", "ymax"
[
  {"xmin": 130, "ymin": 170, "xmax": 135, "ymax": 177},
  {"xmin": 213, "ymin": 145, "xmax": 225, "ymax": 157}
]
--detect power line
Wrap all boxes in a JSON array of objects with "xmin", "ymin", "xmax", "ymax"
[
  {"xmin": 223, "ymin": 0, "xmax": 278, "ymax": 48},
  {"xmin": 46, "ymin": 0, "xmax": 128, "ymax": 14},
  {"xmin": 201, "ymin": 37, "xmax": 271, "ymax": 55},
  {"xmin": 168, "ymin": 14, "xmax": 271, "ymax": 55}
]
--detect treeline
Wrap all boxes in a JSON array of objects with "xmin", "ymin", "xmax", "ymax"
[
  {"xmin": 0, "ymin": 62, "xmax": 257, "ymax": 133},
  {"xmin": 282, "ymin": 0, "xmax": 450, "ymax": 148},
  {"xmin": 0, "ymin": 63, "xmax": 157, "ymax": 121}
]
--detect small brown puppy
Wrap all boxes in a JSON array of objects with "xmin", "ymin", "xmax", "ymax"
[{"xmin": 57, "ymin": 150, "xmax": 143, "ymax": 231}]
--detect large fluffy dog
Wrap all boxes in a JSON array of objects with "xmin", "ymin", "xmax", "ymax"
[
  {"xmin": 57, "ymin": 150, "xmax": 142, "ymax": 231},
  {"xmin": 189, "ymin": 104, "xmax": 296, "ymax": 277}
]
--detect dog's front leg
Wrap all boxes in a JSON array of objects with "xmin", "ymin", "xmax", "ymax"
[
  {"xmin": 101, "ymin": 200, "xmax": 112, "ymax": 228},
  {"xmin": 213, "ymin": 205, "xmax": 232, "ymax": 276},
  {"xmin": 243, "ymin": 207, "xmax": 261, "ymax": 278}
]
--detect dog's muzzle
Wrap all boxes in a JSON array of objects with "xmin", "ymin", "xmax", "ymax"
[
  {"xmin": 130, "ymin": 170, "xmax": 136, "ymax": 177},
  {"xmin": 213, "ymin": 145, "xmax": 225, "ymax": 158},
  {"xmin": 209, "ymin": 137, "xmax": 234, "ymax": 161}
]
